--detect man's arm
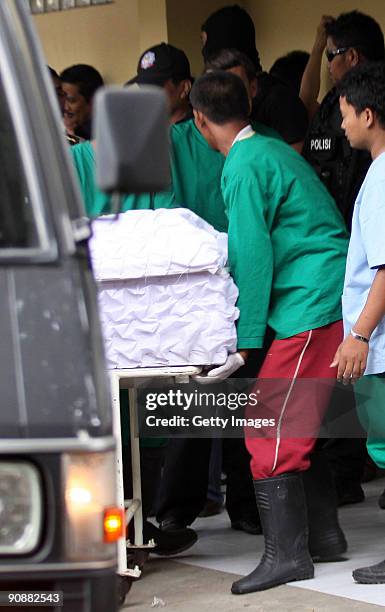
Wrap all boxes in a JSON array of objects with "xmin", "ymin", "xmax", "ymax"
[
  {"xmin": 300, "ymin": 15, "xmax": 334, "ymax": 120},
  {"xmin": 192, "ymin": 174, "xmax": 269, "ymax": 383},
  {"xmin": 331, "ymin": 267, "xmax": 385, "ymax": 383},
  {"xmin": 224, "ymin": 175, "xmax": 274, "ymax": 351}
]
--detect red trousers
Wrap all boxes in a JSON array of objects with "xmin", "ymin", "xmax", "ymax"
[{"xmin": 245, "ymin": 320, "xmax": 343, "ymax": 479}]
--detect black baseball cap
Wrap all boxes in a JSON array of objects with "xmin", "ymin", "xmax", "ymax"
[{"xmin": 127, "ymin": 43, "xmax": 192, "ymax": 86}]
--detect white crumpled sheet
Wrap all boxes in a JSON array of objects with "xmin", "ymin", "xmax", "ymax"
[
  {"xmin": 90, "ymin": 208, "xmax": 239, "ymax": 369},
  {"xmin": 98, "ymin": 270, "xmax": 239, "ymax": 369},
  {"xmin": 90, "ymin": 208, "xmax": 228, "ymax": 281}
]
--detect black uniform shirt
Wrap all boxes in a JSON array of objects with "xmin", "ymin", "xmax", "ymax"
[
  {"xmin": 252, "ymin": 72, "xmax": 308, "ymax": 145},
  {"xmin": 303, "ymin": 88, "xmax": 371, "ymax": 230}
]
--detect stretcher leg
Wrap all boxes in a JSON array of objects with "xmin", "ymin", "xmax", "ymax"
[
  {"xmin": 129, "ymin": 388, "xmax": 143, "ymax": 546},
  {"xmin": 110, "ymin": 372, "xmax": 128, "ymax": 574}
]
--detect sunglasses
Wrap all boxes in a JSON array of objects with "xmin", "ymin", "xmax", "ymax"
[{"xmin": 325, "ymin": 47, "xmax": 350, "ymax": 62}]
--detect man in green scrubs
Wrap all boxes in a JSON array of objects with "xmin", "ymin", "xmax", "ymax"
[{"xmin": 190, "ymin": 70, "xmax": 349, "ymax": 594}]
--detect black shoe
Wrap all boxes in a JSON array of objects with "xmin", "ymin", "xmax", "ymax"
[
  {"xmin": 378, "ymin": 488, "xmax": 385, "ymax": 509},
  {"xmin": 199, "ymin": 500, "xmax": 224, "ymax": 517},
  {"xmin": 303, "ymin": 452, "xmax": 347, "ymax": 562},
  {"xmin": 231, "ymin": 519, "xmax": 262, "ymax": 535},
  {"xmin": 158, "ymin": 517, "xmax": 189, "ymax": 532},
  {"xmin": 231, "ymin": 472, "xmax": 314, "ymax": 594},
  {"xmin": 353, "ymin": 559, "xmax": 385, "ymax": 584},
  {"xmin": 337, "ymin": 481, "xmax": 365, "ymax": 507},
  {"xmin": 141, "ymin": 521, "xmax": 197, "ymax": 556}
]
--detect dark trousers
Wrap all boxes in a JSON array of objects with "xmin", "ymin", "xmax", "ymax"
[
  {"xmin": 319, "ymin": 383, "xmax": 367, "ymax": 488},
  {"xmin": 323, "ymin": 437, "xmax": 367, "ymax": 486},
  {"xmin": 122, "ymin": 445, "xmax": 164, "ymax": 520},
  {"xmin": 155, "ymin": 437, "xmax": 256, "ymax": 525}
]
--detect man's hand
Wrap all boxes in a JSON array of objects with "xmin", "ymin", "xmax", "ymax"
[
  {"xmin": 314, "ymin": 15, "xmax": 334, "ymax": 52},
  {"xmin": 193, "ymin": 352, "xmax": 246, "ymax": 384},
  {"xmin": 330, "ymin": 335, "xmax": 368, "ymax": 384}
]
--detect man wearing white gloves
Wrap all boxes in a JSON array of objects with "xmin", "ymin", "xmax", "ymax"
[{"xmin": 190, "ymin": 70, "xmax": 349, "ymax": 594}]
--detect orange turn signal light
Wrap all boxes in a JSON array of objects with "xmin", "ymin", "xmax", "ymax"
[{"xmin": 103, "ymin": 507, "xmax": 125, "ymax": 543}]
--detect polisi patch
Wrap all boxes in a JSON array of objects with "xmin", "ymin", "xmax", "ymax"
[
  {"xmin": 141, "ymin": 51, "xmax": 156, "ymax": 70},
  {"xmin": 310, "ymin": 138, "xmax": 332, "ymax": 151}
]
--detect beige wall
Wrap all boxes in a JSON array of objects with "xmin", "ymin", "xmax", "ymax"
[
  {"xmin": 245, "ymin": 0, "xmax": 385, "ymax": 98},
  {"xmin": 33, "ymin": 0, "xmax": 167, "ymax": 84},
  {"xmin": 138, "ymin": 0, "xmax": 168, "ymax": 56}
]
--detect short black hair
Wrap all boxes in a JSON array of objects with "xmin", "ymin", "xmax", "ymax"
[
  {"xmin": 190, "ymin": 71, "xmax": 249, "ymax": 125},
  {"xmin": 325, "ymin": 11, "xmax": 385, "ymax": 62},
  {"xmin": 47, "ymin": 66, "xmax": 59, "ymax": 80},
  {"xmin": 205, "ymin": 48, "xmax": 256, "ymax": 82},
  {"xmin": 60, "ymin": 64, "xmax": 104, "ymax": 101},
  {"xmin": 269, "ymin": 50, "xmax": 310, "ymax": 93},
  {"xmin": 338, "ymin": 62, "xmax": 385, "ymax": 129}
]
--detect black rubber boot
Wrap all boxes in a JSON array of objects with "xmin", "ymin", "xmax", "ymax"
[
  {"xmin": 353, "ymin": 559, "xmax": 385, "ymax": 584},
  {"xmin": 303, "ymin": 451, "xmax": 347, "ymax": 562},
  {"xmin": 231, "ymin": 472, "xmax": 314, "ymax": 594}
]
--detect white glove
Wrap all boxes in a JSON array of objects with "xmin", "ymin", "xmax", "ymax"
[{"xmin": 193, "ymin": 353, "xmax": 245, "ymax": 384}]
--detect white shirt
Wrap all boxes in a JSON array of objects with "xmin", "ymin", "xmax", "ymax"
[{"xmin": 342, "ymin": 151, "xmax": 385, "ymax": 375}]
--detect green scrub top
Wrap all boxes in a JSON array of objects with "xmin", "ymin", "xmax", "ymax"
[
  {"xmin": 70, "ymin": 140, "xmax": 174, "ymax": 217},
  {"xmin": 221, "ymin": 132, "xmax": 349, "ymax": 349},
  {"xmin": 170, "ymin": 119, "xmax": 280, "ymax": 233}
]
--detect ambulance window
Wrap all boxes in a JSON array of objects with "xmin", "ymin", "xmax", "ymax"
[{"xmin": 0, "ymin": 74, "xmax": 52, "ymax": 258}]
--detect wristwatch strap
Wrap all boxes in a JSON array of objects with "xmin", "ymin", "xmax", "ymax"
[{"xmin": 351, "ymin": 330, "xmax": 369, "ymax": 344}]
